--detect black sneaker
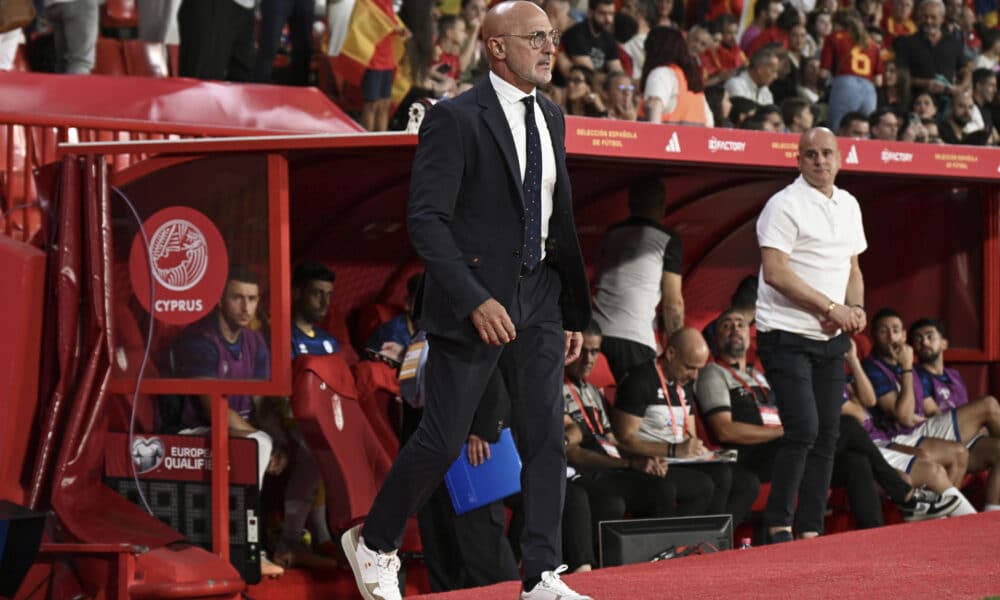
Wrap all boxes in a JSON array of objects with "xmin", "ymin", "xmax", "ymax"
[
  {"xmin": 898, "ymin": 490, "xmax": 961, "ymax": 522},
  {"xmin": 768, "ymin": 530, "xmax": 794, "ymax": 544}
]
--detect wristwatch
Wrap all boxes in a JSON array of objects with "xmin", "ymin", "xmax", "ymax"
[{"xmin": 825, "ymin": 301, "xmax": 837, "ymax": 315}]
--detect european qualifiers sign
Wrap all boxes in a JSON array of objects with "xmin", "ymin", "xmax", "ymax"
[
  {"xmin": 104, "ymin": 432, "xmax": 262, "ymax": 583},
  {"xmin": 129, "ymin": 206, "xmax": 229, "ymax": 325}
]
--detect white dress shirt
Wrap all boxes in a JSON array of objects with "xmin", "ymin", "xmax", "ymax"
[
  {"xmin": 725, "ymin": 70, "xmax": 774, "ymax": 105},
  {"xmin": 489, "ymin": 71, "xmax": 556, "ymax": 260}
]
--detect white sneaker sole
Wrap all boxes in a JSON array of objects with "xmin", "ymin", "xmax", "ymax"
[{"xmin": 341, "ymin": 525, "xmax": 376, "ymax": 600}]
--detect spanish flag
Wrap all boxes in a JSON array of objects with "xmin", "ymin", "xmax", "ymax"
[{"xmin": 330, "ymin": 0, "xmax": 401, "ymax": 85}]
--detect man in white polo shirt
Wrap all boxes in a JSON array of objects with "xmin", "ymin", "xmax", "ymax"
[{"xmin": 755, "ymin": 127, "xmax": 868, "ymax": 543}]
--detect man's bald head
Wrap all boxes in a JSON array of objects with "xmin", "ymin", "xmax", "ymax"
[
  {"xmin": 797, "ymin": 126, "xmax": 836, "ymax": 153},
  {"xmin": 482, "ymin": 1, "xmax": 556, "ymax": 92},
  {"xmin": 663, "ymin": 328, "xmax": 710, "ymax": 386},
  {"xmin": 797, "ymin": 127, "xmax": 841, "ymax": 196}
]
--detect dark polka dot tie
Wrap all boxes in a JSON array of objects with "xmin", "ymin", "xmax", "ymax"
[{"xmin": 521, "ymin": 96, "xmax": 542, "ymax": 271}]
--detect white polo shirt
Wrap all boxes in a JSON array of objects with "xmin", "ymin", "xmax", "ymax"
[{"xmin": 755, "ymin": 175, "xmax": 867, "ymax": 340}]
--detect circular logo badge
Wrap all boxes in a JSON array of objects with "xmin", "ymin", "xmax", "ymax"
[{"xmin": 129, "ymin": 207, "xmax": 229, "ymax": 325}]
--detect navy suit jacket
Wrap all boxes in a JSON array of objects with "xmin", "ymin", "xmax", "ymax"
[{"xmin": 407, "ymin": 77, "xmax": 591, "ymax": 341}]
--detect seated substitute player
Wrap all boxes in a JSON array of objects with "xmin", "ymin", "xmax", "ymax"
[
  {"xmin": 562, "ymin": 321, "xmax": 709, "ymax": 571},
  {"xmin": 910, "ymin": 316, "xmax": 1000, "ymax": 512},
  {"xmin": 612, "ymin": 328, "xmax": 759, "ymax": 526},
  {"xmin": 842, "ymin": 337, "xmax": 974, "ymax": 520},
  {"xmin": 291, "ymin": 261, "xmax": 339, "ymax": 358},
  {"xmin": 170, "ymin": 265, "xmax": 287, "ymax": 576},
  {"xmin": 270, "ymin": 261, "xmax": 341, "ymax": 569}
]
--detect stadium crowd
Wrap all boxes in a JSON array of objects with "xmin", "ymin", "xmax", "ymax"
[{"xmin": 4, "ymin": 0, "xmax": 1000, "ymax": 143}]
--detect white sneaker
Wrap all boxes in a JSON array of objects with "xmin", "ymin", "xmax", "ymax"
[
  {"xmin": 520, "ymin": 565, "xmax": 592, "ymax": 600},
  {"xmin": 340, "ymin": 524, "xmax": 401, "ymax": 600}
]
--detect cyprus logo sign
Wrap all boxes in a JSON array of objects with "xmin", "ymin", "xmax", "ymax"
[
  {"xmin": 129, "ymin": 206, "xmax": 229, "ymax": 325},
  {"xmin": 150, "ymin": 219, "xmax": 210, "ymax": 291}
]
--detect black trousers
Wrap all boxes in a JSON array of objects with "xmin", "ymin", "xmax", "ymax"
[
  {"xmin": 831, "ymin": 415, "xmax": 912, "ymax": 529},
  {"xmin": 757, "ymin": 330, "xmax": 849, "ymax": 533},
  {"xmin": 178, "ymin": 0, "xmax": 254, "ymax": 82},
  {"xmin": 680, "ymin": 463, "xmax": 761, "ymax": 527},
  {"xmin": 255, "ymin": 0, "xmax": 313, "ymax": 84},
  {"xmin": 400, "ymin": 404, "xmax": 518, "ymax": 591},
  {"xmin": 364, "ymin": 265, "xmax": 566, "ymax": 583}
]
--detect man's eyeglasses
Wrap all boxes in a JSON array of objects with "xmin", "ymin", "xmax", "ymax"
[
  {"xmin": 497, "ymin": 30, "xmax": 561, "ymax": 49},
  {"xmin": 616, "ymin": 83, "xmax": 636, "ymax": 92}
]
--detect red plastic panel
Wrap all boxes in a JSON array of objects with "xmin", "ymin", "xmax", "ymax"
[
  {"xmin": 0, "ymin": 236, "xmax": 46, "ymax": 504},
  {"xmin": 0, "ymin": 71, "xmax": 362, "ymax": 135}
]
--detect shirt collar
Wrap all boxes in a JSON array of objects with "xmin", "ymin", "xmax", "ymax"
[
  {"xmin": 490, "ymin": 71, "xmax": 536, "ymax": 107},
  {"xmin": 793, "ymin": 174, "xmax": 842, "ymax": 205}
]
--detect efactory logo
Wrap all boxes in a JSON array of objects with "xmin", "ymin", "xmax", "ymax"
[{"xmin": 708, "ymin": 137, "xmax": 746, "ymax": 153}]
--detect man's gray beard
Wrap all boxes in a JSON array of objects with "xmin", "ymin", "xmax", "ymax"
[{"xmin": 721, "ymin": 342, "xmax": 746, "ymax": 360}]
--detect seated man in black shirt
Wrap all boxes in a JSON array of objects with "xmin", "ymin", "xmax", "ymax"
[
  {"xmin": 612, "ymin": 328, "xmax": 759, "ymax": 526},
  {"xmin": 560, "ymin": 0, "xmax": 623, "ymax": 80},
  {"xmin": 893, "ymin": 0, "xmax": 968, "ymax": 100},
  {"xmin": 561, "ymin": 321, "xmax": 711, "ymax": 571},
  {"xmin": 695, "ymin": 309, "xmax": 784, "ymax": 486}
]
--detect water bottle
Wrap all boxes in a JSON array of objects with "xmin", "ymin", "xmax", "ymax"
[{"xmin": 739, "ymin": 537, "xmax": 752, "ymax": 550}]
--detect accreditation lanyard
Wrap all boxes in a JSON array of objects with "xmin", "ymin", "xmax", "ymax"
[
  {"xmin": 565, "ymin": 379, "xmax": 621, "ymax": 458},
  {"xmin": 654, "ymin": 363, "xmax": 688, "ymax": 441},
  {"xmin": 718, "ymin": 362, "xmax": 763, "ymax": 405},
  {"xmin": 718, "ymin": 362, "xmax": 782, "ymax": 427},
  {"xmin": 565, "ymin": 378, "xmax": 604, "ymax": 436}
]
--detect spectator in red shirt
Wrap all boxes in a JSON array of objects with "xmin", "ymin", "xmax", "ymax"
[
  {"xmin": 703, "ymin": 14, "xmax": 747, "ymax": 86},
  {"xmin": 741, "ymin": 0, "xmax": 783, "ymax": 53},
  {"xmin": 748, "ymin": 4, "xmax": 804, "ymax": 57},
  {"xmin": 882, "ymin": 0, "xmax": 916, "ymax": 50},
  {"xmin": 823, "ymin": 10, "xmax": 883, "ymax": 131},
  {"xmin": 434, "ymin": 15, "xmax": 467, "ymax": 80}
]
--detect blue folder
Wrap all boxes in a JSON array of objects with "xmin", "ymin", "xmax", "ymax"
[{"xmin": 444, "ymin": 428, "xmax": 522, "ymax": 515}]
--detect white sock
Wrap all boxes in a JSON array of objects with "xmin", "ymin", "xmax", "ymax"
[
  {"xmin": 309, "ymin": 504, "xmax": 333, "ymax": 544},
  {"xmin": 983, "ymin": 503, "xmax": 1000, "ymax": 512},
  {"xmin": 943, "ymin": 487, "xmax": 978, "ymax": 516},
  {"xmin": 246, "ymin": 429, "xmax": 273, "ymax": 490}
]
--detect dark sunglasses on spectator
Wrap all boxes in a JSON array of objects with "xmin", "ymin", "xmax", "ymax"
[{"xmin": 497, "ymin": 29, "xmax": 561, "ymax": 49}]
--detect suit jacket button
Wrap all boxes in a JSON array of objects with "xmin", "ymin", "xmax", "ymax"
[{"xmin": 513, "ymin": 249, "xmax": 521, "ymax": 258}]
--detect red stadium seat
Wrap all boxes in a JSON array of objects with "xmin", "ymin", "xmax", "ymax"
[
  {"xmin": 352, "ymin": 360, "xmax": 402, "ymax": 457},
  {"xmin": 291, "ymin": 354, "xmax": 420, "ymax": 552},
  {"xmin": 101, "ymin": 0, "xmax": 138, "ymax": 28},
  {"xmin": 123, "ymin": 40, "xmax": 170, "ymax": 77},
  {"xmin": 94, "ymin": 37, "xmax": 127, "ymax": 76}
]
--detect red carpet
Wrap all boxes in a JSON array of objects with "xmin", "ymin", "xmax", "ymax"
[
  {"xmin": 248, "ymin": 513, "xmax": 1000, "ymax": 599},
  {"xmin": 417, "ymin": 513, "xmax": 1000, "ymax": 600}
]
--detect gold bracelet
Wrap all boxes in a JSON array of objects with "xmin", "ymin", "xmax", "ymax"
[{"xmin": 825, "ymin": 301, "xmax": 837, "ymax": 315}]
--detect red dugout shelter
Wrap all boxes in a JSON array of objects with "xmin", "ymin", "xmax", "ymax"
[{"xmin": 1, "ymin": 118, "xmax": 999, "ymax": 598}]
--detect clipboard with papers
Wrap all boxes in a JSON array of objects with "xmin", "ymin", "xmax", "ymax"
[
  {"xmin": 444, "ymin": 428, "xmax": 522, "ymax": 515},
  {"xmin": 665, "ymin": 449, "xmax": 738, "ymax": 464}
]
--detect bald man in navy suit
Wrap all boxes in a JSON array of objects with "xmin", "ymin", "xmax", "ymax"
[{"xmin": 341, "ymin": 3, "xmax": 592, "ymax": 599}]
